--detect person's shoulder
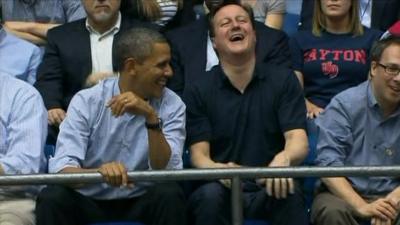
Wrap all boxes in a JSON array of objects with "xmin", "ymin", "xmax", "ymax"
[
  {"xmin": 362, "ymin": 27, "xmax": 384, "ymax": 40},
  {"xmin": 48, "ymin": 18, "xmax": 86, "ymax": 36},
  {"xmin": 258, "ymin": 63, "xmax": 294, "ymax": 80},
  {"xmin": 254, "ymin": 21, "xmax": 286, "ymax": 37},
  {"xmin": 330, "ymin": 81, "xmax": 368, "ymax": 109},
  {"xmin": 0, "ymin": 74, "xmax": 41, "ymax": 100},
  {"xmin": 162, "ymin": 87, "xmax": 185, "ymax": 107},
  {"xmin": 166, "ymin": 17, "xmax": 208, "ymax": 41},
  {"xmin": 71, "ymin": 77, "xmax": 115, "ymax": 105},
  {"xmin": 291, "ymin": 29, "xmax": 314, "ymax": 41}
]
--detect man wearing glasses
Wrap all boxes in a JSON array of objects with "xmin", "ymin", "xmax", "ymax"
[{"xmin": 311, "ymin": 35, "xmax": 400, "ymax": 225}]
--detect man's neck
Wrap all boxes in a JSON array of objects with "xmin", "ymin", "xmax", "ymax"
[
  {"xmin": 220, "ymin": 54, "xmax": 256, "ymax": 93},
  {"xmin": 88, "ymin": 14, "xmax": 119, "ymax": 34}
]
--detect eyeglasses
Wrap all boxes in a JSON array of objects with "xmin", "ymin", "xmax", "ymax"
[{"xmin": 377, "ymin": 62, "xmax": 400, "ymax": 77}]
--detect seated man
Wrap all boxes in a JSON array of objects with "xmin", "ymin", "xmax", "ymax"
[
  {"xmin": 166, "ymin": 0, "xmax": 291, "ymax": 96},
  {"xmin": 35, "ymin": 27, "xmax": 186, "ymax": 225},
  {"xmin": 34, "ymin": 0, "xmax": 143, "ymax": 144},
  {"xmin": 0, "ymin": 24, "xmax": 42, "ymax": 85},
  {"xmin": 311, "ymin": 36, "xmax": 400, "ymax": 225},
  {"xmin": 0, "ymin": 73, "xmax": 47, "ymax": 225},
  {"xmin": 183, "ymin": 2, "xmax": 309, "ymax": 225}
]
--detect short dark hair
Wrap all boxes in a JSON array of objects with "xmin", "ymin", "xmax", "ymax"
[
  {"xmin": 114, "ymin": 27, "xmax": 167, "ymax": 71},
  {"xmin": 208, "ymin": 1, "xmax": 255, "ymax": 38},
  {"xmin": 370, "ymin": 36, "xmax": 400, "ymax": 62}
]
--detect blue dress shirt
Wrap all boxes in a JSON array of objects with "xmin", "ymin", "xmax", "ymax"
[
  {"xmin": 0, "ymin": 28, "xmax": 42, "ymax": 84},
  {"xmin": 0, "ymin": 73, "xmax": 47, "ymax": 175},
  {"xmin": 50, "ymin": 77, "xmax": 186, "ymax": 200},
  {"xmin": 316, "ymin": 81, "xmax": 400, "ymax": 196}
]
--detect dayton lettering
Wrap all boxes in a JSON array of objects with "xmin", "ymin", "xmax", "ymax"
[{"xmin": 304, "ymin": 49, "xmax": 367, "ymax": 64}]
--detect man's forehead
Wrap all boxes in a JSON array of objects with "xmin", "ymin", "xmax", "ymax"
[{"xmin": 214, "ymin": 5, "xmax": 249, "ymax": 20}]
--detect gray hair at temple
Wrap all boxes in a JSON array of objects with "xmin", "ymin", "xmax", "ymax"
[
  {"xmin": 114, "ymin": 27, "xmax": 167, "ymax": 71},
  {"xmin": 370, "ymin": 36, "xmax": 400, "ymax": 62}
]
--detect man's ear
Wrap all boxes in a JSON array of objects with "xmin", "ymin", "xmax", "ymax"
[
  {"xmin": 123, "ymin": 58, "xmax": 137, "ymax": 76},
  {"xmin": 211, "ymin": 37, "xmax": 216, "ymax": 49},
  {"xmin": 370, "ymin": 61, "xmax": 378, "ymax": 78}
]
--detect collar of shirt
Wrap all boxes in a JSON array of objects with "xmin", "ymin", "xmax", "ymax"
[
  {"xmin": 217, "ymin": 64, "xmax": 266, "ymax": 89},
  {"xmin": 367, "ymin": 80, "xmax": 379, "ymax": 108},
  {"xmin": 85, "ymin": 11, "xmax": 121, "ymax": 40},
  {"xmin": 206, "ymin": 31, "xmax": 219, "ymax": 71}
]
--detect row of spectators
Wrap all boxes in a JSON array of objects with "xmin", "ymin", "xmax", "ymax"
[{"xmin": 1, "ymin": 0, "xmax": 400, "ymax": 225}]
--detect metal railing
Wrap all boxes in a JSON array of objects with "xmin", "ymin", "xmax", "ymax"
[{"xmin": 1, "ymin": 166, "xmax": 400, "ymax": 225}]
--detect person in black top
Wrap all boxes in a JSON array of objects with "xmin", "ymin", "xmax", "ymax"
[{"xmin": 184, "ymin": 2, "xmax": 309, "ymax": 225}]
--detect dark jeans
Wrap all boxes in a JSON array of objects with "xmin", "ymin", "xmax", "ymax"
[
  {"xmin": 188, "ymin": 181, "xmax": 309, "ymax": 225},
  {"xmin": 35, "ymin": 183, "xmax": 186, "ymax": 225}
]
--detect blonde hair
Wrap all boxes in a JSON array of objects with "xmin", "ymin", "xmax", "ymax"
[
  {"xmin": 139, "ymin": 0, "xmax": 183, "ymax": 21},
  {"xmin": 312, "ymin": 0, "xmax": 363, "ymax": 37}
]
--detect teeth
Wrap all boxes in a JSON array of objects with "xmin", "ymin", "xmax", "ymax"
[{"xmin": 230, "ymin": 33, "xmax": 244, "ymax": 41}]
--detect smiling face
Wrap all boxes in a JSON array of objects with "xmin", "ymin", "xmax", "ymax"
[
  {"xmin": 82, "ymin": 0, "xmax": 121, "ymax": 24},
  {"xmin": 134, "ymin": 42, "xmax": 173, "ymax": 99},
  {"xmin": 371, "ymin": 44, "xmax": 400, "ymax": 110},
  {"xmin": 320, "ymin": 0, "xmax": 351, "ymax": 19},
  {"xmin": 211, "ymin": 4, "xmax": 256, "ymax": 58}
]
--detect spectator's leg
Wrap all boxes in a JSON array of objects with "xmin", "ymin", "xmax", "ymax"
[
  {"xmin": 0, "ymin": 199, "xmax": 35, "ymax": 225},
  {"xmin": 311, "ymin": 191, "xmax": 359, "ymax": 225},
  {"xmin": 35, "ymin": 185, "xmax": 105, "ymax": 225},
  {"xmin": 124, "ymin": 182, "xmax": 186, "ymax": 225},
  {"xmin": 188, "ymin": 181, "xmax": 231, "ymax": 225},
  {"xmin": 261, "ymin": 183, "xmax": 309, "ymax": 225}
]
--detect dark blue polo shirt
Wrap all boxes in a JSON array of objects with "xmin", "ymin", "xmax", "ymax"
[{"xmin": 184, "ymin": 63, "xmax": 306, "ymax": 166}]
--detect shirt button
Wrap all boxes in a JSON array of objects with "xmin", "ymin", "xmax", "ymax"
[{"xmin": 385, "ymin": 148, "xmax": 393, "ymax": 156}]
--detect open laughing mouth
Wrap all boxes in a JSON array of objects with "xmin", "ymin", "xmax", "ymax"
[{"xmin": 229, "ymin": 33, "xmax": 245, "ymax": 42}]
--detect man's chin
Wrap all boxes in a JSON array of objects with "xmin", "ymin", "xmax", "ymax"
[{"xmin": 93, "ymin": 12, "xmax": 113, "ymax": 23}]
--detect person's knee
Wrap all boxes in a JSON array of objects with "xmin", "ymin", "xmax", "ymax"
[
  {"xmin": 36, "ymin": 185, "xmax": 75, "ymax": 209},
  {"xmin": 312, "ymin": 198, "xmax": 353, "ymax": 224},
  {"xmin": 152, "ymin": 182, "xmax": 185, "ymax": 202},
  {"xmin": 189, "ymin": 182, "xmax": 229, "ymax": 211}
]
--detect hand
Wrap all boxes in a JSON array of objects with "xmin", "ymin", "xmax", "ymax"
[
  {"xmin": 107, "ymin": 92, "xmax": 155, "ymax": 118},
  {"xmin": 356, "ymin": 198, "xmax": 398, "ymax": 221},
  {"xmin": 98, "ymin": 162, "xmax": 133, "ymax": 187},
  {"xmin": 85, "ymin": 72, "xmax": 114, "ymax": 87},
  {"xmin": 214, "ymin": 162, "xmax": 240, "ymax": 189},
  {"xmin": 306, "ymin": 99, "xmax": 324, "ymax": 119},
  {"xmin": 260, "ymin": 152, "xmax": 294, "ymax": 199},
  {"xmin": 48, "ymin": 108, "xmax": 66, "ymax": 126},
  {"xmin": 371, "ymin": 217, "xmax": 392, "ymax": 225}
]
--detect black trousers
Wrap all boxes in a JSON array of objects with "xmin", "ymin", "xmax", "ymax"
[
  {"xmin": 35, "ymin": 183, "xmax": 186, "ymax": 225},
  {"xmin": 188, "ymin": 181, "xmax": 309, "ymax": 225}
]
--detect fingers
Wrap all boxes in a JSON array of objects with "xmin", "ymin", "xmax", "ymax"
[
  {"xmin": 98, "ymin": 162, "xmax": 129, "ymax": 187},
  {"xmin": 107, "ymin": 95, "xmax": 127, "ymax": 117},
  {"xmin": 266, "ymin": 178, "xmax": 294, "ymax": 199},
  {"xmin": 375, "ymin": 201, "xmax": 397, "ymax": 220},
  {"xmin": 48, "ymin": 109, "xmax": 66, "ymax": 125},
  {"xmin": 219, "ymin": 179, "xmax": 231, "ymax": 189},
  {"xmin": 117, "ymin": 163, "xmax": 128, "ymax": 187}
]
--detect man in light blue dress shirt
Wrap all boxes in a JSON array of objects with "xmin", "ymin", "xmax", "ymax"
[
  {"xmin": 35, "ymin": 27, "xmax": 187, "ymax": 225},
  {"xmin": 312, "ymin": 36, "xmax": 400, "ymax": 225},
  {"xmin": 0, "ymin": 73, "xmax": 47, "ymax": 225},
  {"xmin": 0, "ymin": 24, "xmax": 42, "ymax": 85}
]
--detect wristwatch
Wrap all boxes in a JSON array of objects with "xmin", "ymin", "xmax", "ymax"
[{"xmin": 145, "ymin": 118, "xmax": 162, "ymax": 130}]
